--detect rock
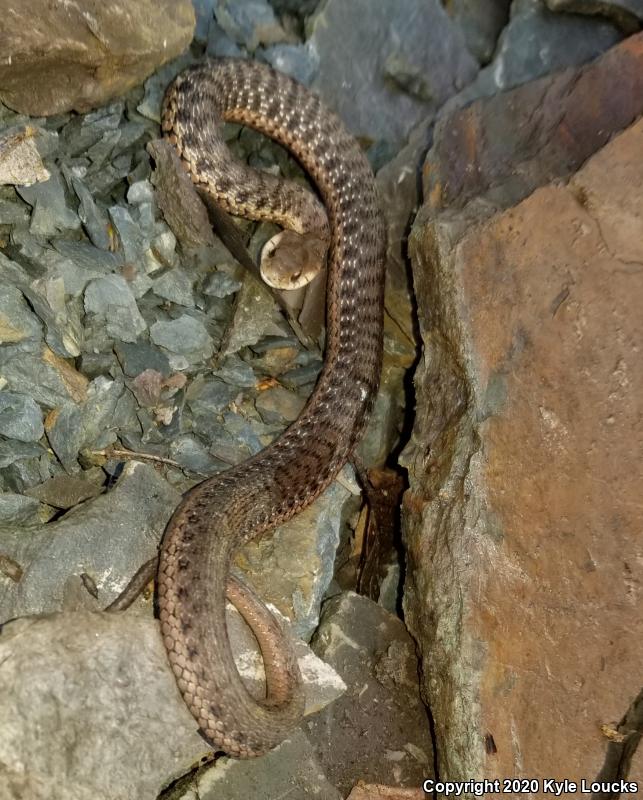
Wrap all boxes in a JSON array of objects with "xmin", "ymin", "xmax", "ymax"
[
  {"xmin": 0, "ymin": 391, "xmax": 44, "ymax": 443},
  {"xmin": 192, "ymin": 0, "xmax": 216, "ymax": 42},
  {"xmin": 16, "ymin": 166, "xmax": 80, "ymax": 236},
  {"xmin": 148, "ymin": 138, "xmax": 217, "ymax": 249},
  {"xmin": 236, "ymin": 469, "xmax": 358, "ymax": 640},
  {"xmin": 425, "ymin": 34, "xmax": 643, "ymax": 214},
  {"xmin": 0, "ymin": 126, "xmax": 50, "ymax": 187},
  {"xmin": 174, "ymin": 730, "xmax": 343, "ymax": 800},
  {"xmin": 404, "ymin": 119, "xmax": 643, "ymax": 779},
  {"xmin": 259, "ymin": 43, "xmax": 319, "ymax": 85},
  {"xmin": 0, "ymin": 493, "xmax": 44, "ymax": 526},
  {"xmin": 214, "ymin": 0, "xmax": 288, "ymax": 51},
  {"xmin": 307, "ymin": 592, "xmax": 434, "ymax": 795},
  {"xmin": 0, "ymin": 611, "xmax": 208, "ymax": 800},
  {"xmin": 150, "ymin": 314, "xmax": 214, "ymax": 362},
  {"xmin": 255, "ymin": 384, "xmax": 306, "ymax": 424},
  {"xmin": 307, "ymin": 0, "xmax": 478, "ymax": 146},
  {"xmin": 0, "ymin": 0, "xmax": 195, "ymax": 115},
  {"xmin": 152, "ymin": 268, "xmax": 195, "ymax": 307},
  {"xmin": 114, "ymin": 341, "xmax": 171, "ymax": 379},
  {"xmin": 0, "ymin": 282, "xmax": 42, "ymax": 345},
  {"xmin": 545, "ymin": 0, "xmax": 643, "ymax": 33},
  {"xmin": 1, "ymin": 346, "xmax": 88, "ymax": 410},
  {"xmin": 443, "ymin": 0, "xmax": 511, "ymax": 64},
  {"xmin": 84, "ymin": 274, "xmax": 147, "ymax": 344},
  {"xmin": 346, "ymin": 787, "xmax": 426, "ymax": 800},
  {"xmin": 455, "ymin": 0, "xmax": 622, "ymax": 104},
  {"xmin": 0, "ymin": 595, "xmax": 345, "ymax": 800},
  {"xmin": 0, "ymin": 462, "xmax": 179, "ymax": 622},
  {"xmin": 221, "ymin": 273, "xmax": 289, "ymax": 355},
  {"xmin": 25, "ymin": 474, "xmax": 104, "ymax": 510}
]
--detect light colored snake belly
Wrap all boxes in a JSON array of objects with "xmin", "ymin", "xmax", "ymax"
[{"xmin": 158, "ymin": 58, "xmax": 386, "ymax": 757}]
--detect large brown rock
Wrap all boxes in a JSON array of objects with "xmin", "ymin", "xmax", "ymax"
[
  {"xmin": 424, "ymin": 33, "xmax": 643, "ymax": 215},
  {"xmin": 403, "ymin": 111, "xmax": 643, "ymax": 784},
  {"xmin": 0, "ymin": 0, "xmax": 195, "ymax": 115}
]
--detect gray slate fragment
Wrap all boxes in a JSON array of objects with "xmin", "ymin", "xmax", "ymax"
[
  {"xmin": 45, "ymin": 402, "xmax": 83, "ymax": 473},
  {"xmin": 0, "ymin": 196, "xmax": 30, "ymax": 225},
  {"xmin": 80, "ymin": 377, "xmax": 123, "ymax": 451},
  {"xmin": 0, "ymin": 391, "xmax": 44, "ymax": 442},
  {"xmin": 192, "ymin": 0, "xmax": 216, "ymax": 42},
  {"xmin": 255, "ymin": 384, "xmax": 306, "ymax": 424},
  {"xmin": 0, "ymin": 354, "xmax": 83, "ymax": 410},
  {"xmin": 169, "ymin": 434, "xmax": 227, "ymax": 474},
  {"xmin": 148, "ymin": 138, "xmax": 216, "ymax": 248},
  {"xmin": 0, "ymin": 440, "xmax": 43, "ymax": 470},
  {"xmin": 546, "ymin": 0, "xmax": 643, "ymax": 32},
  {"xmin": 238, "ymin": 474, "xmax": 355, "ymax": 640},
  {"xmin": 205, "ymin": 19, "xmax": 244, "ymax": 57},
  {"xmin": 177, "ymin": 730, "xmax": 343, "ymax": 800},
  {"xmin": 214, "ymin": 355, "xmax": 256, "ymax": 387},
  {"xmin": 214, "ymin": 0, "xmax": 287, "ymax": 50},
  {"xmin": 221, "ymin": 274, "xmax": 287, "ymax": 355},
  {"xmin": 126, "ymin": 179, "xmax": 155, "ymax": 206},
  {"xmin": 53, "ymin": 239, "xmax": 124, "ymax": 275},
  {"xmin": 84, "ymin": 274, "xmax": 147, "ymax": 343},
  {"xmin": 150, "ymin": 314, "xmax": 213, "ymax": 358},
  {"xmin": 208, "ymin": 411, "xmax": 264, "ymax": 463},
  {"xmin": 259, "ymin": 43, "xmax": 319, "ymax": 85},
  {"xmin": 187, "ymin": 377, "xmax": 239, "ymax": 417},
  {"xmin": 0, "ymin": 493, "xmax": 42, "ymax": 526},
  {"xmin": 203, "ymin": 269, "xmax": 242, "ymax": 298},
  {"xmin": 108, "ymin": 205, "xmax": 146, "ymax": 263},
  {"xmin": 114, "ymin": 341, "xmax": 171, "ymax": 378},
  {"xmin": 21, "ymin": 278, "xmax": 82, "ymax": 358},
  {"xmin": 0, "ymin": 612, "xmax": 207, "ymax": 800},
  {"xmin": 444, "ymin": 0, "xmax": 511, "ymax": 64},
  {"xmin": 307, "ymin": 592, "xmax": 434, "ymax": 794},
  {"xmin": 455, "ymin": 0, "xmax": 623, "ymax": 103},
  {"xmin": 308, "ymin": 0, "xmax": 478, "ymax": 145},
  {"xmin": 152, "ymin": 268, "xmax": 195, "ymax": 307},
  {"xmin": 0, "ymin": 461, "xmax": 179, "ymax": 622},
  {"xmin": 17, "ymin": 167, "xmax": 80, "ymax": 236},
  {"xmin": 70, "ymin": 175, "xmax": 112, "ymax": 251},
  {"xmin": 0, "ymin": 283, "xmax": 42, "ymax": 344}
]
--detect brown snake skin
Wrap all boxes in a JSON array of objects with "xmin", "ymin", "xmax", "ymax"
[{"xmin": 158, "ymin": 58, "xmax": 386, "ymax": 757}]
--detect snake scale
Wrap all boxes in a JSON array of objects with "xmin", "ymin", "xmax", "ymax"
[{"xmin": 158, "ymin": 58, "xmax": 386, "ymax": 757}]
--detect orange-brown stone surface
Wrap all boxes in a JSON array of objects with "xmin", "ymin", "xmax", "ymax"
[
  {"xmin": 423, "ymin": 33, "xmax": 643, "ymax": 215},
  {"xmin": 403, "ymin": 118, "xmax": 643, "ymax": 786}
]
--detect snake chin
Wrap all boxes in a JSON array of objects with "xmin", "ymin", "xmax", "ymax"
[{"xmin": 260, "ymin": 229, "xmax": 327, "ymax": 290}]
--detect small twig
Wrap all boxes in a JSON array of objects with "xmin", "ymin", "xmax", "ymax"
[{"xmin": 92, "ymin": 446, "xmax": 182, "ymax": 469}]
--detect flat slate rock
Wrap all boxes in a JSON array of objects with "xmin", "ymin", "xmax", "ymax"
[{"xmin": 308, "ymin": 0, "xmax": 478, "ymax": 146}]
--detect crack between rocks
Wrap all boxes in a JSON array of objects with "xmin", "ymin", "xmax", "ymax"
[{"xmin": 592, "ymin": 687, "xmax": 643, "ymax": 799}]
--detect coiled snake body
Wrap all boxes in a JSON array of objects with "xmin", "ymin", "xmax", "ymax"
[{"xmin": 158, "ymin": 59, "xmax": 386, "ymax": 757}]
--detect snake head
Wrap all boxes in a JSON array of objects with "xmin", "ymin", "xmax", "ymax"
[{"xmin": 260, "ymin": 230, "xmax": 328, "ymax": 290}]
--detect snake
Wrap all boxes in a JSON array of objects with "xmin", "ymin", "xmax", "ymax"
[{"xmin": 157, "ymin": 58, "xmax": 386, "ymax": 758}]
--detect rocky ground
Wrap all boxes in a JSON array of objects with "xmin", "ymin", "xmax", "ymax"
[{"xmin": 0, "ymin": 1, "xmax": 641, "ymax": 799}]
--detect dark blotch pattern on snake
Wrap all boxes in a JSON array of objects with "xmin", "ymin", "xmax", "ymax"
[{"xmin": 158, "ymin": 58, "xmax": 386, "ymax": 757}]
